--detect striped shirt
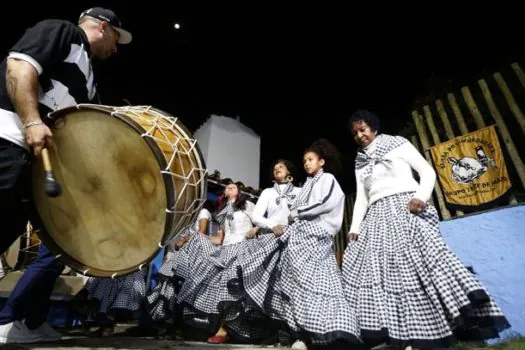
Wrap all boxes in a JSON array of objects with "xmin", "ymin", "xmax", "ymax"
[{"xmin": 0, "ymin": 19, "xmax": 100, "ymax": 148}]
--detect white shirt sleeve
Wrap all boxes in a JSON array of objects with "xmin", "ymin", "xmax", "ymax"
[
  {"xmin": 349, "ymin": 169, "xmax": 369, "ymax": 234},
  {"xmin": 8, "ymin": 53, "xmax": 43, "ymax": 75},
  {"xmin": 243, "ymin": 200, "xmax": 256, "ymax": 220},
  {"xmin": 195, "ymin": 208, "xmax": 211, "ymax": 233},
  {"xmin": 293, "ymin": 174, "xmax": 342, "ymax": 219},
  {"xmin": 399, "ymin": 142, "xmax": 436, "ymax": 202},
  {"xmin": 251, "ymin": 189, "xmax": 277, "ymax": 229},
  {"xmin": 198, "ymin": 208, "xmax": 212, "ymax": 221}
]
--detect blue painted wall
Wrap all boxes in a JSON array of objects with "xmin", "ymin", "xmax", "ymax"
[{"xmin": 440, "ymin": 204, "xmax": 525, "ymax": 341}]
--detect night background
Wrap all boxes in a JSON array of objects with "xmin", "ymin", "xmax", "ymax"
[{"xmin": 2, "ymin": 1, "xmax": 524, "ymax": 193}]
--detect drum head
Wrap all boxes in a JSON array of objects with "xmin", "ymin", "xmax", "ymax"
[{"xmin": 32, "ymin": 107, "xmax": 168, "ymax": 277}]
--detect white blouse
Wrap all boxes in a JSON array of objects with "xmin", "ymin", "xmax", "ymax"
[
  {"xmin": 252, "ymin": 184, "xmax": 302, "ymax": 230},
  {"xmin": 193, "ymin": 208, "xmax": 212, "ymax": 233},
  {"xmin": 349, "ymin": 138, "xmax": 436, "ymax": 234},
  {"xmin": 222, "ymin": 200, "xmax": 256, "ymax": 246},
  {"xmin": 166, "ymin": 208, "xmax": 213, "ymax": 253}
]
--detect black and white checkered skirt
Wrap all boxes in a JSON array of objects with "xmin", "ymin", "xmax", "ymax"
[
  {"xmin": 342, "ymin": 192, "xmax": 511, "ymax": 349},
  {"xmin": 145, "ymin": 249, "xmax": 190, "ymax": 323},
  {"xmin": 84, "ymin": 270, "xmax": 147, "ymax": 319},
  {"xmin": 175, "ymin": 234, "xmax": 278, "ymax": 342},
  {"xmin": 238, "ymin": 233, "xmax": 285, "ymax": 322},
  {"xmin": 269, "ymin": 220, "xmax": 363, "ymax": 347}
]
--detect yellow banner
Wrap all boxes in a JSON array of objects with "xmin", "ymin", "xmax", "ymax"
[{"xmin": 429, "ymin": 125, "xmax": 511, "ymax": 208}]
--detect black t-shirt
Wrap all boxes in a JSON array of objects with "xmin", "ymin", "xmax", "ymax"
[{"xmin": 0, "ymin": 19, "xmax": 100, "ymax": 123}]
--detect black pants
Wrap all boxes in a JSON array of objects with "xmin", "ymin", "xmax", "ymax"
[
  {"xmin": 0, "ymin": 138, "xmax": 33, "ymax": 254},
  {"xmin": 0, "ymin": 138, "xmax": 64, "ymax": 329},
  {"xmin": 0, "ymin": 243, "xmax": 64, "ymax": 328}
]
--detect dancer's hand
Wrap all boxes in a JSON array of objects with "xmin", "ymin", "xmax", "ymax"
[
  {"xmin": 174, "ymin": 235, "xmax": 190, "ymax": 250},
  {"xmin": 245, "ymin": 226, "xmax": 259, "ymax": 239},
  {"xmin": 408, "ymin": 198, "xmax": 426, "ymax": 214},
  {"xmin": 272, "ymin": 225, "xmax": 285, "ymax": 237}
]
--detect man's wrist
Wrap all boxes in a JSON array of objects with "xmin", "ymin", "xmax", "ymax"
[
  {"xmin": 23, "ymin": 121, "xmax": 44, "ymax": 129},
  {"xmin": 22, "ymin": 114, "xmax": 43, "ymax": 125}
]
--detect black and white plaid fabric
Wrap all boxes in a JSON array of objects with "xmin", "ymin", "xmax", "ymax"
[
  {"xmin": 146, "ymin": 248, "xmax": 192, "ymax": 322},
  {"xmin": 274, "ymin": 181, "xmax": 295, "ymax": 205},
  {"xmin": 273, "ymin": 220, "xmax": 363, "ymax": 346},
  {"xmin": 238, "ymin": 173, "xmax": 327, "ymax": 322},
  {"xmin": 289, "ymin": 169, "xmax": 324, "ymax": 211},
  {"xmin": 238, "ymin": 172, "xmax": 363, "ymax": 347},
  {"xmin": 174, "ymin": 234, "xmax": 278, "ymax": 342},
  {"xmin": 214, "ymin": 201, "xmax": 234, "ymax": 227},
  {"xmin": 342, "ymin": 192, "xmax": 511, "ymax": 349},
  {"xmin": 238, "ymin": 172, "xmax": 328, "ymax": 324},
  {"xmin": 355, "ymin": 134, "xmax": 407, "ymax": 187},
  {"xmin": 84, "ymin": 270, "xmax": 147, "ymax": 319},
  {"xmin": 237, "ymin": 233, "xmax": 285, "ymax": 321}
]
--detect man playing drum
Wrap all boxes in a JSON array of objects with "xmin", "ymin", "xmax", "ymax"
[{"xmin": 0, "ymin": 7, "xmax": 132, "ymax": 344}]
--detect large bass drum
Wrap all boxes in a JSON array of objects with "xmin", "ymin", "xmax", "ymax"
[{"xmin": 32, "ymin": 105, "xmax": 207, "ymax": 277}]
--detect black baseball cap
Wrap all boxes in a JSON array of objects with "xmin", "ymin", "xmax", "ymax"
[{"xmin": 79, "ymin": 7, "xmax": 132, "ymax": 44}]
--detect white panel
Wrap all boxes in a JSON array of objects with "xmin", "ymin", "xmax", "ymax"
[
  {"xmin": 194, "ymin": 115, "xmax": 260, "ymax": 188},
  {"xmin": 194, "ymin": 120, "xmax": 212, "ymax": 163}
]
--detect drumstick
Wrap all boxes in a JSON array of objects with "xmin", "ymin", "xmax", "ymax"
[{"xmin": 41, "ymin": 148, "xmax": 62, "ymax": 197}]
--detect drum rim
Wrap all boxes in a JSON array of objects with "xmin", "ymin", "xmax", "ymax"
[
  {"xmin": 35, "ymin": 104, "xmax": 176, "ymax": 277},
  {"xmin": 146, "ymin": 106, "xmax": 209, "ymax": 244},
  {"xmin": 133, "ymin": 104, "xmax": 208, "ymax": 206},
  {"xmin": 109, "ymin": 104, "xmax": 209, "ymax": 245}
]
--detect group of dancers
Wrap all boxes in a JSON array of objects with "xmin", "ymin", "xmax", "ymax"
[
  {"xmin": 0, "ymin": 6, "xmax": 511, "ymax": 347},
  {"xmin": 73, "ymin": 109, "xmax": 510, "ymax": 349},
  {"xmin": 1, "ymin": 109, "xmax": 511, "ymax": 349}
]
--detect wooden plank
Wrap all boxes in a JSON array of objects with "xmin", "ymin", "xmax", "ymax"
[
  {"xmin": 447, "ymin": 93, "xmax": 470, "ymax": 135},
  {"xmin": 412, "ymin": 111, "xmax": 451, "ymax": 219},
  {"xmin": 478, "ymin": 79, "xmax": 525, "ymax": 192},
  {"xmin": 461, "ymin": 86, "xmax": 487, "ymax": 129},
  {"xmin": 494, "ymin": 72, "xmax": 525, "ymax": 136}
]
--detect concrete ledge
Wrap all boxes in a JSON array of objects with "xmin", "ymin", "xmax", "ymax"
[{"xmin": 0, "ymin": 270, "xmax": 85, "ymax": 300}]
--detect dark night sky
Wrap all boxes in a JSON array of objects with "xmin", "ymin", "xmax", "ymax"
[{"xmin": 2, "ymin": 2, "xmax": 523, "ymax": 192}]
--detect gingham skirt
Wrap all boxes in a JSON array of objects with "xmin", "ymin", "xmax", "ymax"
[
  {"xmin": 175, "ymin": 234, "xmax": 278, "ymax": 342},
  {"xmin": 273, "ymin": 220, "xmax": 363, "ymax": 347},
  {"xmin": 146, "ymin": 249, "xmax": 189, "ymax": 323},
  {"xmin": 342, "ymin": 192, "xmax": 511, "ymax": 349},
  {"xmin": 238, "ymin": 233, "xmax": 285, "ymax": 322},
  {"xmin": 84, "ymin": 270, "xmax": 147, "ymax": 319}
]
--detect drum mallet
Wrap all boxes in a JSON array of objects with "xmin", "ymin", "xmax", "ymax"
[{"xmin": 41, "ymin": 148, "xmax": 62, "ymax": 197}]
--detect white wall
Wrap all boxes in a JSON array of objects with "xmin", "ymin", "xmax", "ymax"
[
  {"xmin": 441, "ymin": 204, "xmax": 525, "ymax": 341},
  {"xmin": 194, "ymin": 115, "xmax": 260, "ymax": 188},
  {"xmin": 193, "ymin": 118, "xmax": 212, "ymax": 162}
]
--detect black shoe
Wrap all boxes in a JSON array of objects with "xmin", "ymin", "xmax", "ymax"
[{"xmin": 278, "ymin": 328, "xmax": 293, "ymax": 346}]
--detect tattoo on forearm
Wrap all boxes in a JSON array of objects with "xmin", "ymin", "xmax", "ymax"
[{"xmin": 6, "ymin": 67, "xmax": 18, "ymax": 105}]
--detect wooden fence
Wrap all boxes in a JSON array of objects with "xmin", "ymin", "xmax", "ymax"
[
  {"xmin": 334, "ymin": 194, "xmax": 354, "ymax": 266},
  {"xmin": 411, "ymin": 61, "xmax": 525, "ymax": 219}
]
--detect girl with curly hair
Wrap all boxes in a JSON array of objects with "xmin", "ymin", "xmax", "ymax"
[{"xmin": 239, "ymin": 140, "xmax": 364, "ymax": 349}]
